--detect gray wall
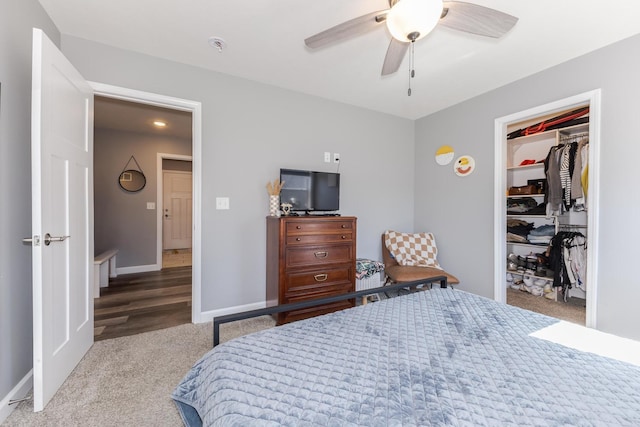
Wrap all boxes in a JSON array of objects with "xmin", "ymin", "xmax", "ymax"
[
  {"xmin": 94, "ymin": 128, "xmax": 192, "ymax": 266},
  {"xmin": 415, "ymin": 34, "xmax": 640, "ymax": 341},
  {"xmin": 62, "ymin": 35, "xmax": 416, "ymax": 312},
  {"xmin": 0, "ymin": 0, "xmax": 60, "ymax": 411}
]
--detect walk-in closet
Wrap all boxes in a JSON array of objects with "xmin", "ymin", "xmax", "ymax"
[{"xmin": 504, "ymin": 105, "xmax": 590, "ymax": 323}]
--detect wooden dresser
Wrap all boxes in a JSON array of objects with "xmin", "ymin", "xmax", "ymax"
[{"xmin": 266, "ymin": 216, "xmax": 356, "ymax": 324}]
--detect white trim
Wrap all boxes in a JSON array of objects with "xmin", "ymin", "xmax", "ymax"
[
  {"xmin": 199, "ymin": 301, "xmax": 268, "ymax": 324},
  {"xmin": 116, "ymin": 264, "xmax": 160, "ymax": 275},
  {"xmin": 494, "ymin": 89, "xmax": 601, "ymax": 329},
  {"xmin": 157, "ymin": 153, "xmax": 193, "ymax": 267},
  {"xmin": 0, "ymin": 370, "xmax": 33, "ymax": 425},
  {"xmin": 89, "ymin": 82, "xmax": 203, "ymax": 323}
]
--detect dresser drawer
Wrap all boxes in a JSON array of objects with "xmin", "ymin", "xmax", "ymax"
[
  {"xmin": 285, "ymin": 219, "xmax": 354, "ymax": 236},
  {"xmin": 286, "ymin": 232, "xmax": 353, "ymax": 245},
  {"xmin": 285, "ymin": 245, "xmax": 352, "ymax": 268},
  {"xmin": 284, "ymin": 266, "xmax": 352, "ymax": 295}
]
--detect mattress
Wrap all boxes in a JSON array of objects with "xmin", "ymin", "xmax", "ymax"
[{"xmin": 172, "ymin": 288, "xmax": 640, "ymax": 426}]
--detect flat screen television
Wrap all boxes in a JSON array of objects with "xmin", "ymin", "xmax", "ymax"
[{"xmin": 279, "ymin": 168, "xmax": 340, "ymax": 213}]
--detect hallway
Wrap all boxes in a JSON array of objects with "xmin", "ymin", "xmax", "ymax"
[{"xmin": 94, "ymin": 266, "xmax": 192, "ymax": 341}]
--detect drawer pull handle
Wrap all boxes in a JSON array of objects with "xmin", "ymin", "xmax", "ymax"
[
  {"xmin": 314, "ymin": 251, "xmax": 328, "ymax": 258},
  {"xmin": 296, "ymin": 225, "xmax": 302, "ymax": 229},
  {"xmin": 341, "ymin": 224, "xmax": 347, "ymax": 228},
  {"xmin": 314, "ymin": 274, "xmax": 328, "ymax": 282},
  {"xmin": 296, "ymin": 237, "xmax": 301, "ymax": 241},
  {"xmin": 341, "ymin": 235, "xmax": 346, "ymax": 239}
]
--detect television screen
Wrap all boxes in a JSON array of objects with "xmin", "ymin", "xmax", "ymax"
[{"xmin": 280, "ymin": 169, "xmax": 340, "ymax": 212}]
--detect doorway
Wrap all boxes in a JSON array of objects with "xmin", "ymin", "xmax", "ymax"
[
  {"xmin": 494, "ymin": 90, "xmax": 601, "ymax": 328},
  {"xmin": 158, "ymin": 155, "xmax": 193, "ymax": 269},
  {"xmin": 91, "ymin": 83, "xmax": 203, "ymax": 326}
]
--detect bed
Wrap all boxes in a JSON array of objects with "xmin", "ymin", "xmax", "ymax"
[{"xmin": 172, "ymin": 288, "xmax": 640, "ymax": 426}]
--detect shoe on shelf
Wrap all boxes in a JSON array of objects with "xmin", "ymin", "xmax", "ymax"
[{"xmin": 534, "ymin": 279, "xmax": 547, "ymax": 287}]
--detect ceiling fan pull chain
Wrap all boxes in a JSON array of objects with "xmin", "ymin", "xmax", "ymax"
[{"xmin": 408, "ymin": 40, "xmax": 415, "ymax": 96}]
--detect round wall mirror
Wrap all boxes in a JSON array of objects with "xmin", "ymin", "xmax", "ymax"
[{"xmin": 119, "ymin": 170, "xmax": 146, "ymax": 192}]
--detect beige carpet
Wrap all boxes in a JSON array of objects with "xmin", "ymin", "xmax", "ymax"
[
  {"xmin": 4, "ymin": 316, "xmax": 275, "ymax": 427},
  {"xmin": 506, "ymin": 287, "xmax": 586, "ymax": 325}
]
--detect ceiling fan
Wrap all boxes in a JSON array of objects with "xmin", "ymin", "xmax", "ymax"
[{"xmin": 304, "ymin": 0, "xmax": 518, "ymax": 77}]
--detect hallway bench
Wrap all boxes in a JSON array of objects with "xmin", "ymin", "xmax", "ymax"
[{"xmin": 94, "ymin": 249, "xmax": 118, "ymax": 298}]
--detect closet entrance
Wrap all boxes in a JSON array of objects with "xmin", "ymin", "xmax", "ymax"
[{"xmin": 494, "ymin": 90, "xmax": 601, "ymax": 327}]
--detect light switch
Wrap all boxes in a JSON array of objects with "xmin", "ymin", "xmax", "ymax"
[
  {"xmin": 216, "ymin": 197, "xmax": 230, "ymax": 210},
  {"xmin": 146, "ymin": 202, "xmax": 155, "ymax": 210}
]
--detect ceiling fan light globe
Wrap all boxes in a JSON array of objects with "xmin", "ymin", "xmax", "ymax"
[{"xmin": 386, "ymin": 0, "xmax": 443, "ymax": 42}]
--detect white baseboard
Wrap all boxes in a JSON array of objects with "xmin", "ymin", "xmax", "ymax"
[
  {"xmin": 198, "ymin": 301, "xmax": 267, "ymax": 323},
  {"xmin": 116, "ymin": 264, "xmax": 160, "ymax": 275},
  {"xmin": 0, "ymin": 370, "xmax": 33, "ymax": 425}
]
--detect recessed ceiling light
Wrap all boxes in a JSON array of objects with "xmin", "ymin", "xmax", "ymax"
[
  {"xmin": 208, "ymin": 36, "xmax": 226, "ymax": 53},
  {"xmin": 153, "ymin": 120, "xmax": 167, "ymax": 128}
]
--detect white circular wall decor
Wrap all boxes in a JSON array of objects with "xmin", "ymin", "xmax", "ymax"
[
  {"xmin": 435, "ymin": 145, "xmax": 454, "ymax": 165},
  {"xmin": 454, "ymin": 155, "xmax": 475, "ymax": 177}
]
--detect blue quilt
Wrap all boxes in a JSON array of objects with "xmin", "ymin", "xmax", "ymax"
[{"xmin": 172, "ymin": 289, "xmax": 640, "ymax": 426}]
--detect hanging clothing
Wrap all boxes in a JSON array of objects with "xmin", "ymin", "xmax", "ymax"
[
  {"xmin": 580, "ymin": 142, "xmax": 589, "ymax": 208},
  {"xmin": 559, "ymin": 142, "xmax": 578, "ymax": 210},
  {"xmin": 545, "ymin": 140, "xmax": 588, "ymax": 215},
  {"xmin": 549, "ymin": 231, "xmax": 587, "ymax": 301},
  {"xmin": 545, "ymin": 146, "xmax": 563, "ymax": 216},
  {"xmin": 571, "ymin": 142, "xmax": 584, "ymax": 204}
]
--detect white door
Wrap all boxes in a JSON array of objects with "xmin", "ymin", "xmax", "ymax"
[
  {"xmin": 30, "ymin": 28, "xmax": 94, "ymax": 412},
  {"xmin": 163, "ymin": 170, "xmax": 193, "ymax": 249}
]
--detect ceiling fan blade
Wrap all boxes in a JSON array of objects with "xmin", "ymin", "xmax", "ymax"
[
  {"xmin": 381, "ymin": 38, "xmax": 409, "ymax": 76},
  {"xmin": 439, "ymin": 1, "xmax": 518, "ymax": 38},
  {"xmin": 305, "ymin": 10, "xmax": 389, "ymax": 49}
]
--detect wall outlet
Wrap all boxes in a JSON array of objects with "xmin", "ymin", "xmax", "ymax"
[
  {"xmin": 324, "ymin": 152, "xmax": 331, "ymax": 163},
  {"xmin": 216, "ymin": 197, "xmax": 230, "ymax": 210},
  {"xmin": 333, "ymin": 153, "xmax": 340, "ymax": 163}
]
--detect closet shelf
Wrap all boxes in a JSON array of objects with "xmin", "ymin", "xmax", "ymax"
[
  {"xmin": 508, "ymin": 270, "xmax": 554, "ymax": 282},
  {"xmin": 507, "ymin": 242, "xmax": 550, "ymax": 248},
  {"xmin": 506, "ymin": 194, "xmax": 544, "ymax": 199},
  {"xmin": 506, "ymin": 163, "xmax": 544, "ymax": 171}
]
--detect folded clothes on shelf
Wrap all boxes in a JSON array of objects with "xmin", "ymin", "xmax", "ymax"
[
  {"xmin": 527, "ymin": 236, "xmax": 552, "ymax": 245},
  {"xmin": 507, "ymin": 232, "xmax": 528, "ymax": 243},
  {"xmin": 529, "ymin": 224, "xmax": 555, "ymax": 236},
  {"xmin": 507, "ymin": 219, "xmax": 533, "ymax": 240},
  {"xmin": 507, "ymin": 197, "xmax": 546, "ymax": 215}
]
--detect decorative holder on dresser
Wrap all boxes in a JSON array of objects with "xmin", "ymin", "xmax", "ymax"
[
  {"xmin": 269, "ymin": 195, "xmax": 280, "ymax": 217},
  {"xmin": 266, "ymin": 179, "xmax": 284, "ymax": 217}
]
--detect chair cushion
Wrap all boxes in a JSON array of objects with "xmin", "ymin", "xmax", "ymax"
[
  {"xmin": 384, "ymin": 230, "xmax": 440, "ymax": 268},
  {"xmin": 385, "ymin": 265, "xmax": 460, "ymax": 285}
]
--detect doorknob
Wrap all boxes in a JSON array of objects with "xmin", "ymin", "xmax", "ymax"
[{"xmin": 43, "ymin": 233, "xmax": 70, "ymax": 246}]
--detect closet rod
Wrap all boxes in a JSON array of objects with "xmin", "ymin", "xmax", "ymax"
[{"xmin": 559, "ymin": 132, "xmax": 589, "ymax": 142}]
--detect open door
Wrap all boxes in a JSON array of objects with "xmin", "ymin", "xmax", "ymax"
[{"xmin": 29, "ymin": 28, "xmax": 94, "ymax": 411}]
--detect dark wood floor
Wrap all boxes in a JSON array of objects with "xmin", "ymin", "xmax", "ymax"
[{"xmin": 94, "ymin": 266, "xmax": 192, "ymax": 341}]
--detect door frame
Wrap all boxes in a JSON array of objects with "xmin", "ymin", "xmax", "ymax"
[
  {"xmin": 493, "ymin": 89, "xmax": 601, "ymax": 329},
  {"xmin": 90, "ymin": 82, "xmax": 203, "ymax": 323},
  {"xmin": 158, "ymin": 154, "xmax": 193, "ymax": 260}
]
